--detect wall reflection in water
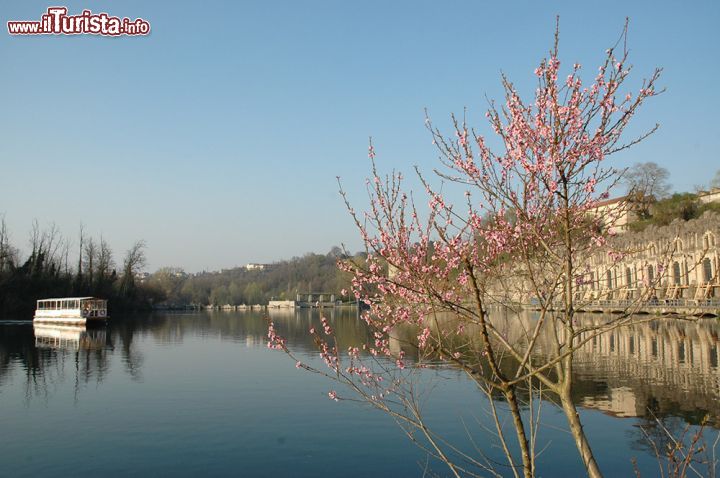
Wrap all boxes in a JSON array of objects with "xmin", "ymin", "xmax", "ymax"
[
  {"xmin": 570, "ymin": 314, "xmax": 719, "ymax": 425},
  {"xmin": 0, "ymin": 310, "xmax": 718, "ymax": 428}
]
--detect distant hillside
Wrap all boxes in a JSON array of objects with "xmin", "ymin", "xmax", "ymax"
[{"xmin": 146, "ymin": 248, "xmax": 366, "ymax": 306}]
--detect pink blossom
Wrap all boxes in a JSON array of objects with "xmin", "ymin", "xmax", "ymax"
[
  {"xmin": 293, "ymin": 29, "xmax": 660, "ymax": 441},
  {"xmin": 266, "ymin": 322, "xmax": 286, "ymax": 350},
  {"xmin": 584, "ymin": 178, "xmax": 597, "ymax": 193},
  {"xmin": 417, "ymin": 327, "xmax": 431, "ymax": 348},
  {"xmin": 608, "ymin": 250, "xmax": 625, "ymax": 262}
]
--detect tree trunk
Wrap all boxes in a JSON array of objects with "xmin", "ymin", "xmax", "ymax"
[
  {"xmin": 505, "ymin": 385, "xmax": 534, "ymax": 478},
  {"xmin": 559, "ymin": 388, "xmax": 603, "ymax": 478}
]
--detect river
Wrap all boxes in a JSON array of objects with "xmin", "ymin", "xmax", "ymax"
[{"xmin": 0, "ymin": 309, "xmax": 718, "ymax": 476}]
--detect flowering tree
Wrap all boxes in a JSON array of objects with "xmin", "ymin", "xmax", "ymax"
[{"xmin": 269, "ymin": 21, "xmax": 662, "ymax": 478}]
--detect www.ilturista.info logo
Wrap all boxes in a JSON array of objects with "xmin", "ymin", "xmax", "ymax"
[{"xmin": 7, "ymin": 7, "xmax": 150, "ymax": 36}]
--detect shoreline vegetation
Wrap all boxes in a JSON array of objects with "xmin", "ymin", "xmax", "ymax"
[
  {"xmin": 0, "ymin": 217, "xmax": 359, "ymax": 318},
  {"xmin": 1, "ymin": 186, "xmax": 717, "ymax": 320},
  {"xmin": 0, "ymin": 220, "xmax": 153, "ymax": 318}
]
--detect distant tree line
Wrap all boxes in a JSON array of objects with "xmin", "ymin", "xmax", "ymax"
[
  {"xmin": 0, "ymin": 218, "xmax": 159, "ymax": 318},
  {"xmin": 147, "ymin": 247, "xmax": 363, "ymax": 307}
]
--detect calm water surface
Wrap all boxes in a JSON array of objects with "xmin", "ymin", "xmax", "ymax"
[{"xmin": 0, "ymin": 310, "xmax": 718, "ymax": 477}]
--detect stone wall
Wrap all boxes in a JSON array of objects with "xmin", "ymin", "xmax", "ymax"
[{"xmin": 578, "ymin": 211, "xmax": 720, "ymax": 300}]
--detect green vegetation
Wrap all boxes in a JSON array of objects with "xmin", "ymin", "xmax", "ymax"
[
  {"xmin": 622, "ymin": 164, "xmax": 720, "ymax": 232},
  {"xmin": 147, "ymin": 248, "xmax": 362, "ymax": 307},
  {"xmin": 628, "ymin": 192, "xmax": 720, "ymax": 232}
]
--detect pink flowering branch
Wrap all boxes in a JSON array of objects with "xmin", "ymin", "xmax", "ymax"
[{"xmin": 272, "ymin": 19, "xmax": 664, "ymax": 478}]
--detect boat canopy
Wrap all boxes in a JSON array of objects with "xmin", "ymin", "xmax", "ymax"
[{"xmin": 36, "ymin": 297, "xmax": 107, "ymax": 310}]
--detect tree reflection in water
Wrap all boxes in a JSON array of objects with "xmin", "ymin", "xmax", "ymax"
[{"xmin": 0, "ymin": 311, "xmax": 717, "ymax": 429}]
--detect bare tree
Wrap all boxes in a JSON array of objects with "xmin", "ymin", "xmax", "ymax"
[
  {"xmin": 119, "ymin": 240, "xmax": 147, "ymax": 296},
  {"xmin": 97, "ymin": 236, "xmax": 115, "ymax": 279},
  {"xmin": 0, "ymin": 215, "xmax": 16, "ymax": 271},
  {"xmin": 77, "ymin": 223, "xmax": 85, "ymax": 282},
  {"xmin": 84, "ymin": 237, "xmax": 97, "ymax": 287},
  {"xmin": 624, "ymin": 161, "xmax": 672, "ymax": 218},
  {"xmin": 710, "ymin": 169, "xmax": 720, "ymax": 190},
  {"xmin": 27, "ymin": 220, "xmax": 65, "ymax": 276}
]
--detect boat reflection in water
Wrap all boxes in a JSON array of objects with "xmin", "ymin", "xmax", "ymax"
[{"xmin": 33, "ymin": 323, "xmax": 107, "ymax": 351}]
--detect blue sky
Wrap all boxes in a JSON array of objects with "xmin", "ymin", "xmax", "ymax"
[{"xmin": 1, "ymin": 1, "xmax": 718, "ymax": 271}]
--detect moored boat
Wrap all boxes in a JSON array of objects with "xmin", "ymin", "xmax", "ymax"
[{"xmin": 33, "ymin": 297, "xmax": 108, "ymax": 325}]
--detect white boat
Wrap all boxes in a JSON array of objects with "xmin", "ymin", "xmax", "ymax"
[{"xmin": 33, "ymin": 297, "xmax": 108, "ymax": 325}]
